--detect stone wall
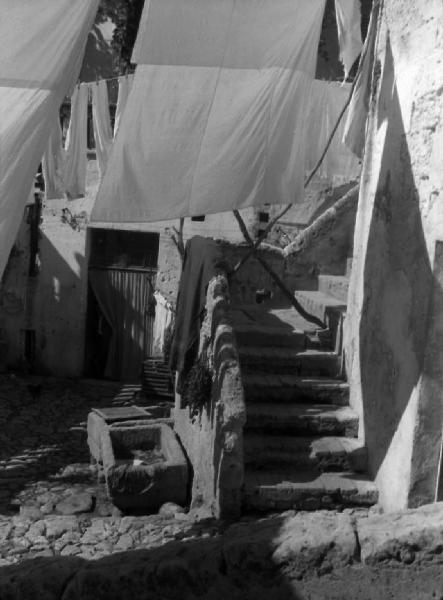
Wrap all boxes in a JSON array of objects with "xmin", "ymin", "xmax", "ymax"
[
  {"xmin": 174, "ymin": 273, "xmax": 245, "ymax": 519},
  {"xmin": 345, "ymin": 0, "xmax": 443, "ymax": 510}
]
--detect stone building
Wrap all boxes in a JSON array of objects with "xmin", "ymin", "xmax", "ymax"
[
  {"xmin": 345, "ymin": 0, "xmax": 443, "ymax": 510},
  {"xmin": 1, "ymin": 0, "xmax": 441, "ymax": 518}
]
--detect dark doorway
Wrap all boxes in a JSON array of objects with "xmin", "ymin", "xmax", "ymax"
[{"xmin": 85, "ymin": 228, "xmax": 159, "ymax": 382}]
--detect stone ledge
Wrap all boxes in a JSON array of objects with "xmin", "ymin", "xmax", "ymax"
[
  {"xmin": 224, "ymin": 511, "xmax": 356, "ymax": 580},
  {"xmin": 356, "ymin": 501, "xmax": 443, "ymax": 566}
]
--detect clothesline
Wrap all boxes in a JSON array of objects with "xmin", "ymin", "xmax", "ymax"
[
  {"xmin": 81, "ymin": 73, "xmax": 134, "ymax": 87},
  {"xmin": 65, "ymin": 73, "xmax": 135, "ymax": 100}
]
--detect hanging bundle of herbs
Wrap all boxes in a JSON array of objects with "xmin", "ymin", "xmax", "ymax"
[{"xmin": 181, "ymin": 350, "xmax": 212, "ymax": 418}]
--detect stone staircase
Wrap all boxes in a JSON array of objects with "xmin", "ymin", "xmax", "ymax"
[{"xmin": 232, "ymin": 262, "xmax": 378, "ymax": 513}]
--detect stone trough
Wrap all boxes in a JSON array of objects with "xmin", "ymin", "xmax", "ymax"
[
  {"xmin": 101, "ymin": 421, "xmax": 188, "ymax": 512},
  {"xmin": 88, "ymin": 408, "xmax": 188, "ymax": 513},
  {"xmin": 87, "ymin": 405, "xmax": 172, "ymax": 466}
]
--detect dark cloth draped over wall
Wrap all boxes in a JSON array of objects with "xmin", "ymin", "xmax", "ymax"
[{"xmin": 169, "ymin": 236, "xmax": 224, "ymax": 381}]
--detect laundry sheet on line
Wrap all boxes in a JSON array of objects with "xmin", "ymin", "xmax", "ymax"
[
  {"xmin": 64, "ymin": 83, "xmax": 89, "ymax": 198},
  {"xmin": 92, "ymin": 79, "xmax": 113, "ymax": 176},
  {"xmin": 91, "ymin": 0, "xmax": 326, "ymax": 224},
  {"xmin": 343, "ymin": 2, "xmax": 379, "ymax": 158},
  {"xmin": 153, "ymin": 291, "xmax": 174, "ymax": 354},
  {"xmin": 335, "ymin": 0, "xmax": 363, "ymax": 79},
  {"xmin": 42, "ymin": 73, "xmax": 132, "ymax": 197},
  {"xmin": 114, "ymin": 74, "xmax": 134, "ymax": 137},
  {"xmin": 305, "ymin": 80, "xmax": 361, "ymax": 185},
  {"xmin": 0, "ymin": 0, "xmax": 99, "ymax": 279},
  {"xmin": 42, "ymin": 115, "xmax": 66, "ymax": 200}
]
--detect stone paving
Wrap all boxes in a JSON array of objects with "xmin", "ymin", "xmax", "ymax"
[{"xmin": 0, "ymin": 374, "xmax": 226, "ymax": 565}]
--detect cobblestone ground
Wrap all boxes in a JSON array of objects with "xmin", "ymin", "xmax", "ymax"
[{"xmin": 0, "ymin": 374, "xmax": 224, "ymax": 565}]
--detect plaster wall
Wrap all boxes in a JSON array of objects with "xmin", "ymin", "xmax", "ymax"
[
  {"xmin": 0, "ymin": 159, "xmax": 99, "ymax": 377},
  {"xmin": 31, "ymin": 200, "xmax": 89, "ymax": 376},
  {"xmin": 345, "ymin": 0, "xmax": 443, "ymax": 511}
]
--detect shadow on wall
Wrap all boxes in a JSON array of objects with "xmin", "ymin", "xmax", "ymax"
[
  {"xmin": 357, "ymin": 35, "xmax": 441, "ymax": 501},
  {"xmin": 30, "ymin": 230, "xmax": 86, "ymax": 377},
  {"xmin": 0, "ymin": 225, "xmax": 86, "ymax": 377}
]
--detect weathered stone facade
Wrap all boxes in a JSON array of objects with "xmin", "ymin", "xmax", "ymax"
[
  {"xmin": 174, "ymin": 273, "xmax": 246, "ymax": 518},
  {"xmin": 345, "ymin": 0, "xmax": 443, "ymax": 510}
]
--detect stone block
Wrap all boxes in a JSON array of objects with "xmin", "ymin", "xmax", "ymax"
[
  {"xmin": 357, "ymin": 501, "xmax": 443, "ymax": 565},
  {"xmin": 224, "ymin": 512, "xmax": 356, "ymax": 579}
]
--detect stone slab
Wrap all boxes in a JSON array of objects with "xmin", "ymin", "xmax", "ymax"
[
  {"xmin": 243, "ymin": 374, "xmax": 349, "ymax": 405},
  {"xmin": 224, "ymin": 511, "xmax": 356, "ymax": 579},
  {"xmin": 92, "ymin": 406, "xmax": 150, "ymax": 423},
  {"xmin": 357, "ymin": 501, "xmax": 443, "ymax": 565},
  {"xmin": 244, "ymin": 469, "xmax": 378, "ymax": 512},
  {"xmin": 318, "ymin": 275, "xmax": 350, "ymax": 303},
  {"xmin": 244, "ymin": 434, "xmax": 366, "ymax": 472},
  {"xmin": 246, "ymin": 402, "xmax": 358, "ymax": 436}
]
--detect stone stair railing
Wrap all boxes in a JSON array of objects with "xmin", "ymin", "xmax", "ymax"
[{"xmin": 174, "ymin": 272, "xmax": 246, "ymax": 519}]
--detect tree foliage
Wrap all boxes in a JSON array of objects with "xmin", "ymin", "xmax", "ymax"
[{"xmin": 96, "ymin": 0, "xmax": 144, "ymax": 72}]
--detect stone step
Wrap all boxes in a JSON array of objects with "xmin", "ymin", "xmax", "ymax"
[
  {"xmin": 243, "ymin": 469, "xmax": 378, "ymax": 512},
  {"xmin": 294, "ymin": 291, "xmax": 346, "ymax": 351},
  {"xmin": 294, "ymin": 290, "xmax": 346, "ymax": 324},
  {"xmin": 239, "ymin": 347, "xmax": 341, "ymax": 377},
  {"xmin": 243, "ymin": 434, "xmax": 367, "ymax": 472},
  {"xmin": 235, "ymin": 325, "xmax": 306, "ymax": 350},
  {"xmin": 242, "ymin": 374, "xmax": 349, "ymax": 405},
  {"xmin": 245, "ymin": 403, "xmax": 358, "ymax": 437},
  {"xmin": 318, "ymin": 275, "xmax": 350, "ymax": 303}
]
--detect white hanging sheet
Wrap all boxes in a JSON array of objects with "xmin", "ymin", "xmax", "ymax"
[
  {"xmin": 91, "ymin": 79, "xmax": 113, "ymax": 177},
  {"xmin": 343, "ymin": 3, "xmax": 379, "ymax": 158},
  {"xmin": 114, "ymin": 75, "xmax": 134, "ymax": 138},
  {"xmin": 64, "ymin": 83, "xmax": 89, "ymax": 198},
  {"xmin": 335, "ymin": 0, "xmax": 363, "ymax": 79},
  {"xmin": 0, "ymin": 0, "xmax": 98, "ymax": 278},
  {"xmin": 153, "ymin": 291, "xmax": 174, "ymax": 354},
  {"xmin": 305, "ymin": 80, "xmax": 361, "ymax": 185},
  {"xmin": 42, "ymin": 116, "xmax": 66, "ymax": 200},
  {"xmin": 92, "ymin": 0, "xmax": 326, "ymax": 224}
]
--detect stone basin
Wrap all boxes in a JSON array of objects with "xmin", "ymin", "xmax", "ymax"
[
  {"xmin": 100, "ymin": 421, "xmax": 188, "ymax": 512},
  {"xmin": 87, "ymin": 405, "xmax": 172, "ymax": 465}
]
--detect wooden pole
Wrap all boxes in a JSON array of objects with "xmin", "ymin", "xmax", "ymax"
[
  {"xmin": 232, "ymin": 210, "xmax": 326, "ymax": 329},
  {"xmin": 171, "ymin": 217, "xmax": 186, "ymax": 264}
]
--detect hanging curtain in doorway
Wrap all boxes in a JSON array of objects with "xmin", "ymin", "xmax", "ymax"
[{"xmin": 89, "ymin": 269, "xmax": 153, "ymax": 381}]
